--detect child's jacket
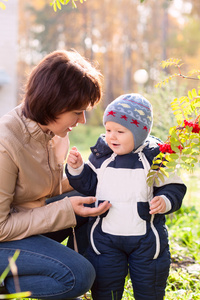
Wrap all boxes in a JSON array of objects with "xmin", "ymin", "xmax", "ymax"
[{"xmin": 66, "ymin": 135, "xmax": 186, "ymax": 259}]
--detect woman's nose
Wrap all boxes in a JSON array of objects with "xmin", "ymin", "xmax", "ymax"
[{"xmin": 78, "ymin": 111, "xmax": 86, "ymax": 124}]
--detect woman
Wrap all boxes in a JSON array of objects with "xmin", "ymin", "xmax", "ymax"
[{"xmin": 0, "ymin": 50, "xmax": 111, "ymax": 299}]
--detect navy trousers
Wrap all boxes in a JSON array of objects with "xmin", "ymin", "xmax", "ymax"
[{"xmin": 87, "ymin": 220, "xmax": 171, "ymax": 300}]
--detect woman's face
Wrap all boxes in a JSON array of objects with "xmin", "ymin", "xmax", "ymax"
[{"xmin": 40, "ymin": 108, "xmax": 86, "ymax": 137}]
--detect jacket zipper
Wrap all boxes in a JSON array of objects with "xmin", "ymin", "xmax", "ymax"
[
  {"xmin": 90, "ymin": 217, "xmax": 101, "ymax": 255},
  {"xmin": 90, "ymin": 153, "xmax": 117, "ymax": 254}
]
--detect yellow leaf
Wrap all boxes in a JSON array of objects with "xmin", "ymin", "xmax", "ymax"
[
  {"xmin": 0, "ymin": 2, "xmax": 6, "ymax": 9},
  {"xmin": 53, "ymin": 2, "xmax": 57, "ymax": 11},
  {"xmin": 56, "ymin": 0, "xmax": 61, "ymax": 9},
  {"xmin": 0, "ymin": 291, "xmax": 31, "ymax": 299}
]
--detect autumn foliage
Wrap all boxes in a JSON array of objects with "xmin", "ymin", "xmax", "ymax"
[{"xmin": 147, "ymin": 59, "xmax": 200, "ymax": 186}]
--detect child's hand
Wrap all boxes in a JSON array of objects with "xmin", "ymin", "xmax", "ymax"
[
  {"xmin": 67, "ymin": 146, "xmax": 83, "ymax": 169},
  {"xmin": 149, "ymin": 196, "xmax": 166, "ymax": 214}
]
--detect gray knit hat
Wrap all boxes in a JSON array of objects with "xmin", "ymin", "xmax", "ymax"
[{"xmin": 103, "ymin": 93, "xmax": 153, "ymax": 150}]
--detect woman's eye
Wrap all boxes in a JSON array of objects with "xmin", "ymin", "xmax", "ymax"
[{"xmin": 75, "ymin": 112, "xmax": 82, "ymax": 115}]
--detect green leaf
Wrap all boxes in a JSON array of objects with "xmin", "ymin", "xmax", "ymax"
[
  {"xmin": 157, "ymin": 168, "xmax": 169, "ymax": 177},
  {"xmin": 155, "ymin": 177, "xmax": 160, "ymax": 186},
  {"xmin": 181, "ymin": 156, "xmax": 198, "ymax": 164},
  {"xmin": 190, "ymin": 151, "xmax": 199, "ymax": 156},
  {"xmin": 151, "ymin": 164, "xmax": 159, "ymax": 170},
  {"xmin": 0, "ymin": 250, "xmax": 20, "ymax": 283},
  {"xmin": 169, "ymin": 153, "xmax": 179, "ymax": 160},
  {"xmin": 182, "ymin": 148, "xmax": 192, "ymax": 155},
  {"xmin": 190, "ymin": 157, "xmax": 198, "ymax": 163},
  {"xmin": 157, "ymin": 172, "xmax": 165, "ymax": 183},
  {"xmin": 181, "ymin": 156, "xmax": 190, "ymax": 162},
  {"xmin": 147, "ymin": 176, "xmax": 154, "ymax": 186},
  {"xmin": 170, "ymin": 137, "xmax": 180, "ymax": 146},
  {"xmin": 170, "ymin": 144, "xmax": 177, "ymax": 152},
  {"xmin": 166, "ymin": 167, "xmax": 175, "ymax": 173},
  {"xmin": 147, "ymin": 170, "xmax": 157, "ymax": 176},
  {"xmin": 166, "ymin": 161, "xmax": 176, "ymax": 167}
]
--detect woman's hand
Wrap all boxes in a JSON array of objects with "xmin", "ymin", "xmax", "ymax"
[
  {"xmin": 69, "ymin": 196, "xmax": 112, "ymax": 217},
  {"xmin": 149, "ymin": 196, "xmax": 166, "ymax": 214}
]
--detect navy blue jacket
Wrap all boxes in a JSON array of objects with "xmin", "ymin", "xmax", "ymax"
[{"xmin": 66, "ymin": 135, "xmax": 186, "ymax": 258}]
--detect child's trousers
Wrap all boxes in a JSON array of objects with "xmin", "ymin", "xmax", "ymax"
[{"xmin": 87, "ymin": 221, "xmax": 171, "ymax": 300}]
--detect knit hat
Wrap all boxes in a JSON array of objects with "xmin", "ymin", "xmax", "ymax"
[{"xmin": 103, "ymin": 93, "xmax": 153, "ymax": 150}]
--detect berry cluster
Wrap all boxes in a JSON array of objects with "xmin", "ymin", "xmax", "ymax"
[
  {"xmin": 184, "ymin": 120, "xmax": 200, "ymax": 133},
  {"xmin": 158, "ymin": 143, "xmax": 183, "ymax": 154},
  {"xmin": 158, "ymin": 143, "xmax": 175, "ymax": 154}
]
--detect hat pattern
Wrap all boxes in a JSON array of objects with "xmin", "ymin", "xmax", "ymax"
[{"xmin": 103, "ymin": 93, "xmax": 153, "ymax": 150}]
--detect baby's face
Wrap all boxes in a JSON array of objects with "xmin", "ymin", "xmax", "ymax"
[{"xmin": 105, "ymin": 121, "xmax": 134, "ymax": 155}]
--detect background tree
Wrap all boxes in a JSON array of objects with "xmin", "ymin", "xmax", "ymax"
[{"xmin": 17, "ymin": 0, "xmax": 200, "ymax": 142}]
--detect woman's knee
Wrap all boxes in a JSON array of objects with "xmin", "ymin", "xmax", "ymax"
[
  {"xmin": 5, "ymin": 254, "xmax": 95, "ymax": 299},
  {"xmin": 0, "ymin": 236, "xmax": 96, "ymax": 299}
]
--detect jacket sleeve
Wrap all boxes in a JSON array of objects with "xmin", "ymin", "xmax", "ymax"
[
  {"xmin": 153, "ymin": 183, "xmax": 187, "ymax": 214},
  {"xmin": 0, "ymin": 147, "xmax": 76, "ymax": 242},
  {"xmin": 146, "ymin": 138, "xmax": 187, "ymax": 214},
  {"xmin": 65, "ymin": 163, "xmax": 98, "ymax": 196},
  {"xmin": 144, "ymin": 137, "xmax": 187, "ymax": 214}
]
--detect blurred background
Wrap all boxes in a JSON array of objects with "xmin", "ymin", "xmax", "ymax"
[
  {"xmin": 0, "ymin": 0, "xmax": 200, "ymax": 145},
  {"xmin": 0, "ymin": 2, "xmax": 200, "ymax": 298}
]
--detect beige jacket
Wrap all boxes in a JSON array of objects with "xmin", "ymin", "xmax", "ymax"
[{"xmin": 0, "ymin": 104, "xmax": 76, "ymax": 242}]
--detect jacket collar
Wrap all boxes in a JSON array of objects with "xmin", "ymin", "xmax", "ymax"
[
  {"xmin": 16, "ymin": 104, "xmax": 54, "ymax": 143},
  {"xmin": 90, "ymin": 134, "xmax": 113, "ymax": 158}
]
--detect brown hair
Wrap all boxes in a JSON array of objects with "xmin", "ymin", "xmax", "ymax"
[{"xmin": 22, "ymin": 50, "xmax": 103, "ymax": 125}]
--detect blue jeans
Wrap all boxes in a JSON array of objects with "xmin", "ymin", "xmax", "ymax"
[{"xmin": 0, "ymin": 192, "xmax": 95, "ymax": 299}]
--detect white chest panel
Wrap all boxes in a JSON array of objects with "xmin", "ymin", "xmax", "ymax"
[{"xmin": 97, "ymin": 167, "xmax": 151, "ymax": 236}]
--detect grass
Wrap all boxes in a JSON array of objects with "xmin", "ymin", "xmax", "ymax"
[{"xmin": 4, "ymin": 126, "xmax": 200, "ymax": 300}]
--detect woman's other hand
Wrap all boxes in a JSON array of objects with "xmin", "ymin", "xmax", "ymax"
[{"xmin": 69, "ymin": 196, "xmax": 111, "ymax": 217}]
